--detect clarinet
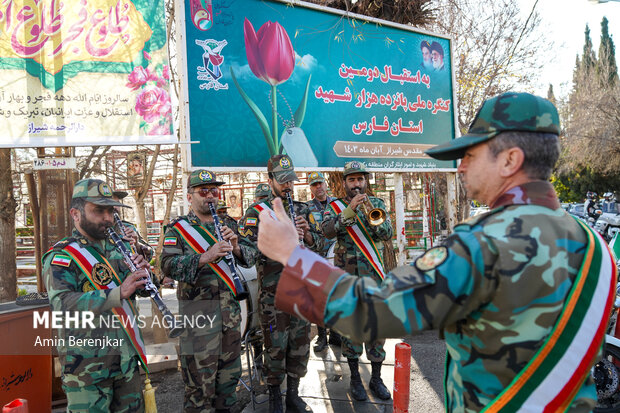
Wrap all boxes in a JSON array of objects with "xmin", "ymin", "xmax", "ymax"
[
  {"xmin": 207, "ymin": 202, "xmax": 249, "ymax": 301},
  {"xmin": 105, "ymin": 227, "xmax": 184, "ymax": 338},
  {"xmin": 285, "ymin": 191, "xmax": 303, "ymax": 244}
]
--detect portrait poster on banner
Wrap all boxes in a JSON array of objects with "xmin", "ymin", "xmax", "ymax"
[
  {"xmin": 0, "ymin": 0, "xmax": 177, "ymax": 147},
  {"xmin": 182, "ymin": 0, "xmax": 457, "ymax": 171},
  {"xmin": 127, "ymin": 151, "xmax": 146, "ymax": 188}
]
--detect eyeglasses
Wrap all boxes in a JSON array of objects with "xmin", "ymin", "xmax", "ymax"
[{"xmin": 190, "ymin": 188, "xmax": 219, "ymax": 197}]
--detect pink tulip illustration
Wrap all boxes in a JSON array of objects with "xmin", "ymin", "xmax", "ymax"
[
  {"xmin": 244, "ymin": 19, "xmax": 295, "ymax": 86},
  {"xmin": 231, "ymin": 18, "xmax": 311, "ymax": 156}
]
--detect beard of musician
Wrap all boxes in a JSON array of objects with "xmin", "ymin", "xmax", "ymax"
[
  {"xmin": 268, "ymin": 178, "xmax": 295, "ymax": 200},
  {"xmin": 344, "ymin": 174, "xmax": 367, "ymax": 198},
  {"xmin": 71, "ymin": 202, "xmax": 115, "ymax": 241}
]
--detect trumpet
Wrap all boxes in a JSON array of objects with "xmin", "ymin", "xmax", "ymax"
[
  {"xmin": 354, "ymin": 189, "xmax": 387, "ymax": 227},
  {"xmin": 106, "ymin": 227, "xmax": 184, "ymax": 338}
]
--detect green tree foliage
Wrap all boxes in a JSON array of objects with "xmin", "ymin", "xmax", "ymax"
[
  {"xmin": 598, "ymin": 17, "xmax": 618, "ymax": 86},
  {"xmin": 560, "ymin": 17, "xmax": 620, "ymax": 197},
  {"xmin": 309, "ymin": 0, "xmax": 436, "ymax": 26}
]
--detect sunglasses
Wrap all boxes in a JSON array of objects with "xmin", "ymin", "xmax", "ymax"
[{"xmin": 190, "ymin": 188, "xmax": 219, "ymax": 197}]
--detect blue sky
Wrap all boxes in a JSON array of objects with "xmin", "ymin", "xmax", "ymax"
[{"xmin": 518, "ymin": 0, "xmax": 620, "ymax": 97}]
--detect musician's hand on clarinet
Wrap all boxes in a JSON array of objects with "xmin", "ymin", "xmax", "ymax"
[
  {"xmin": 220, "ymin": 225, "xmax": 238, "ymax": 248},
  {"xmin": 120, "ymin": 269, "xmax": 148, "ymax": 299},
  {"xmin": 122, "ymin": 226, "xmax": 140, "ymax": 251},
  {"xmin": 130, "ymin": 252, "xmax": 150, "ymax": 271},
  {"xmin": 258, "ymin": 197, "xmax": 298, "ymax": 265},
  {"xmin": 199, "ymin": 242, "xmax": 233, "ymax": 265},
  {"xmin": 295, "ymin": 216, "xmax": 314, "ymax": 245}
]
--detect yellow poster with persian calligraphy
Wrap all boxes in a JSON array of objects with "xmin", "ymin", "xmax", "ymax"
[{"xmin": 0, "ymin": 0, "xmax": 176, "ymax": 147}]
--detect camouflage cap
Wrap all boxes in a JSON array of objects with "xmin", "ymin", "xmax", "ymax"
[
  {"xmin": 425, "ymin": 92, "xmax": 561, "ymax": 161},
  {"xmin": 307, "ymin": 171, "xmax": 325, "ymax": 185},
  {"xmin": 188, "ymin": 170, "xmax": 225, "ymax": 188},
  {"xmin": 255, "ymin": 183, "xmax": 271, "ymax": 198},
  {"xmin": 72, "ymin": 179, "xmax": 130, "ymax": 208},
  {"xmin": 267, "ymin": 154, "xmax": 299, "ymax": 184},
  {"xmin": 343, "ymin": 161, "xmax": 368, "ymax": 177},
  {"xmin": 216, "ymin": 200, "xmax": 229, "ymax": 210}
]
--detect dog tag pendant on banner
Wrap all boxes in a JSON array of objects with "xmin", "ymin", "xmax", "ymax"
[{"xmin": 281, "ymin": 127, "xmax": 318, "ymax": 167}]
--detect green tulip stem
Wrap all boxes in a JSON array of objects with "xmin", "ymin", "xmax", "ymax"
[{"xmin": 271, "ymin": 85, "xmax": 279, "ymax": 152}]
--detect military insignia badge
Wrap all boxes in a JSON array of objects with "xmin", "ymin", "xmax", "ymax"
[
  {"xmin": 51, "ymin": 254, "xmax": 72, "ymax": 267},
  {"xmin": 309, "ymin": 172, "xmax": 318, "ymax": 180},
  {"xmin": 415, "ymin": 246, "xmax": 448, "ymax": 271},
  {"xmin": 238, "ymin": 227, "xmax": 253, "ymax": 238},
  {"xmin": 199, "ymin": 170, "xmax": 212, "ymax": 181},
  {"xmin": 79, "ymin": 238, "xmax": 88, "ymax": 245},
  {"xmin": 164, "ymin": 237, "xmax": 177, "ymax": 246},
  {"xmin": 98, "ymin": 183, "xmax": 112, "ymax": 197},
  {"xmin": 245, "ymin": 217, "xmax": 258, "ymax": 226},
  {"xmin": 279, "ymin": 157, "xmax": 291, "ymax": 169},
  {"xmin": 92, "ymin": 263, "xmax": 114, "ymax": 286},
  {"xmin": 82, "ymin": 280, "xmax": 96, "ymax": 292},
  {"xmin": 350, "ymin": 161, "xmax": 360, "ymax": 169}
]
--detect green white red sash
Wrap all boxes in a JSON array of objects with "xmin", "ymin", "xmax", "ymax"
[
  {"xmin": 482, "ymin": 219, "xmax": 617, "ymax": 412},
  {"xmin": 329, "ymin": 199, "xmax": 386, "ymax": 279},
  {"xmin": 62, "ymin": 242, "xmax": 149, "ymax": 373},
  {"xmin": 171, "ymin": 219, "xmax": 239, "ymax": 296},
  {"xmin": 252, "ymin": 201, "xmax": 273, "ymax": 216}
]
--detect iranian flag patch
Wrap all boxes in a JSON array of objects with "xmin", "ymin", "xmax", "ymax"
[
  {"xmin": 51, "ymin": 254, "xmax": 72, "ymax": 267},
  {"xmin": 164, "ymin": 237, "xmax": 177, "ymax": 246}
]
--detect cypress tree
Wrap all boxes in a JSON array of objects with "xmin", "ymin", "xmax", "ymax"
[{"xmin": 598, "ymin": 17, "xmax": 618, "ymax": 85}]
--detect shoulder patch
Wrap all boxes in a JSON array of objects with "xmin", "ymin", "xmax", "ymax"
[
  {"xmin": 51, "ymin": 254, "xmax": 72, "ymax": 267},
  {"xmin": 239, "ymin": 227, "xmax": 254, "ymax": 238},
  {"xmin": 245, "ymin": 217, "xmax": 258, "ymax": 226},
  {"xmin": 415, "ymin": 246, "xmax": 448, "ymax": 271},
  {"xmin": 164, "ymin": 237, "xmax": 177, "ymax": 246}
]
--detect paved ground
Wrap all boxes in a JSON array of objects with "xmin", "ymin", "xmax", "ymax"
[{"xmin": 150, "ymin": 329, "xmax": 445, "ymax": 413}]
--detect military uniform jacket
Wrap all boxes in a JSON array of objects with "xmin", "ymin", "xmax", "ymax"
[
  {"xmin": 238, "ymin": 193, "xmax": 325, "ymax": 291},
  {"xmin": 42, "ymin": 230, "xmax": 141, "ymax": 386},
  {"xmin": 321, "ymin": 195, "xmax": 392, "ymax": 278},
  {"xmin": 275, "ymin": 181, "xmax": 604, "ymax": 412},
  {"xmin": 160, "ymin": 211, "xmax": 246, "ymax": 333},
  {"xmin": 306, "ymin": 196, "xmax": 335, "ymax": 257}
]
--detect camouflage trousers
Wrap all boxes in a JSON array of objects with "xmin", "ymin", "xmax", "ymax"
[
  {"xmin": 62, "ymin": 357, "xmax": 143, "ymax": 413},
  {"xmin": 180, "ymin": 325, "xmax": 242, "ymax": 412},
  {"xmin": 341, "ymin": 337, "xmax": 386, "ymax": 362},
  {"xmin": 259, "ymin": 289, "xmax": 311, "ymax": 386}
]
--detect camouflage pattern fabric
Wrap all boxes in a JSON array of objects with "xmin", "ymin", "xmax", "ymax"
[
  {"xmin": 321, "ymin": 195, "xmax": 393, "ymax": 278},
  {"xmin": 321, "ymin": 195, "xmax": 392, "ymax": 360},
  {"xmin": 42, "ymin": 229, "xmax": 144, "ymax": 408},
  {"xmin": 276, "ymin": 181, "xmax": 602, "ymax": 412},
  {"xmin": 160, "ymin": 211, "xmax": 244, "ymax": 411},
  {"xmin": 63, "ymin": 356, "xmax": 143, "ymax": 413},
  {"xmin": 305, "ymin": 196, "xmax": 336, "ymax": 257},
  {"xmin": 238, "ymin": 193, "xmax": 324, "ymax": 385}
]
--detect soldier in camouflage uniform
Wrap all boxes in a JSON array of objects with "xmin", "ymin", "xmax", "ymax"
[
  {"xmin": 238, "ymin": 155, "xmax": 324, "ymax": 413},
  {"xmin": 320, "ymin": 161, "xmax": 393, "ymax": 401},
  {"xmin": 216, "ymin": 200, "xmax": 239, "ymax": 233},
  {"xmin": 160, "ymin": 170, "xmax": 246, "ymax": 413},
  {"xmin": 304, "ymin": 172, "xmax": 339, "ymax": 353},
  {"xmin": 259, "ymin": 92, "xmax": 616, "ymax": 412},
  {"xmin": 254, "ymin": 183, "xmax": 271, "ymax": 203},
  {"xmin": 42, "ymin": 179, "xmax": 151, "ymax": 413}
]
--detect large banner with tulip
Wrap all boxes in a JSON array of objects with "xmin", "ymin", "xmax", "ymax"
[
  {"xmin": 183, "ymin": 0, "xmax": 456, "ymax": 170},
  {"xmin": 0, "ymin": 0, "xmax": 176, "ymax": 147}
]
